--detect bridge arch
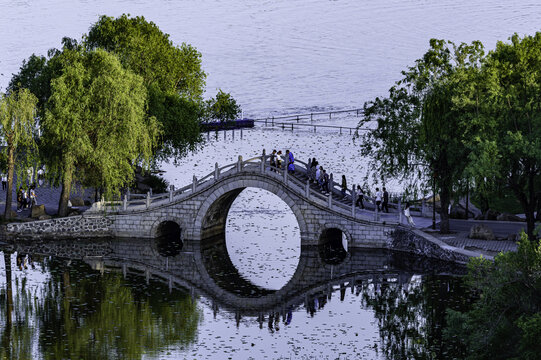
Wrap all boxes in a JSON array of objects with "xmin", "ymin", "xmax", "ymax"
[
  {"xmin": 191, "ymin": 175, "xmax": 309, "ymax": 241},
  {"xmin": 150, "ymin": 216, "xmax": 186, "ymax": 257}
]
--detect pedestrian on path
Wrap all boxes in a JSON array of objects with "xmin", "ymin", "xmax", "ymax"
[
  {"xmin": 355, "ymin": 185, "xmax": 365, "ymax": 209},
  {"xmin": 276, "ymin": 150, "xmax": 282, "ymax": 170},
  {"xmin": 270, "ymin": 149, "xmax": 277, "ymax": 172},
  {"xmin": 37, "ymin": 167, "xmax": 45, "ymax": 186},
  {"xmin": 29, "ymin": 184, "xmax": 37, "ymax": 206},
  {"xmin": 286, "ymin": 150, "xmax": 295, "ymax": 173},
  {"xmin": 404, "ymin": 202, "xmax": 415, "ymax": 226},
  {"xmin": 1, "ymin": 174, "xmax": 6, "ymax": 191},
  {"xmin": 17, "ymin": 186, "xmax": 24, "ymax": 212},
  {"xmin": 382, "ymin": 187, "xmax": 389, "ymax": 213},
  {"xmin": 375, "ymin": 187, "xmax": 382, "ymax": 211},
  {"xmin": 341, "ymin": 175, "xmax": 347, "ymax": 199},
  {"xmin": 323, "ymin": 170, "xmax": 330, "ymax": 194}
]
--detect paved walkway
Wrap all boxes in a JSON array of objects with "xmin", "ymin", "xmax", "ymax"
[{"xmin": 0, "ymin": 180, "xmax": 94, "ymax": 219}]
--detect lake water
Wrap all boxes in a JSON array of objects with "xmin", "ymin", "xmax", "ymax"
[
  {"xmin": 0, "ymin": 234, "xmax": 468, "ymax": 360},
  {"xmin": 1, "ymin": 1, "xmax": 537, "ymax": 358},
  {"xmin": 2, "ymin": 0, "xmax": 541, "ymax": 116}
]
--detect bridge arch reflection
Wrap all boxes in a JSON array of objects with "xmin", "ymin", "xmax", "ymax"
[{"xmin": 4, "ymin": 237, "xmax": 464, "ymax": 320}]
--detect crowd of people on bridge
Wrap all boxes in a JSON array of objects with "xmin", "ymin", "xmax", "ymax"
[{"xmin": 263, "ymin": 149, "xmax": 419, "ymax": 227}]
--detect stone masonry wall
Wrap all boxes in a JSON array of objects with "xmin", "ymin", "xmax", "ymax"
[{"xmin": 6, "ymin": 215, "xmax": 113, "ymax": 239}]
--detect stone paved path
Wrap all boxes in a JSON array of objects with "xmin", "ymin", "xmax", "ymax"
[
  {"xmin": 0, "ymin": 179, "xmax": 94, "ymax": 219},
  {"xmin": 429, "ymin": 230, "xmax": 518, "ymax": 257}
]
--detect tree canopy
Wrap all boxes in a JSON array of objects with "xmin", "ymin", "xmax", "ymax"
[
  {"xmin": 356, "ymin": 39, "xmax": 485, "ymax": 233},
  {"xmin": 467, "ymin": 33, "xmax": 541, "ymax": 240},
  {"xmin": 85, "ymin": 14, "xmax": 207, "ymax": 161},
  {"xmin": 0, "ymin": 88, "xmax": 38, "ymax": 218},
  {"xmin": 43, "ymin": 48, "xmax": 160, "ymax": 216}
]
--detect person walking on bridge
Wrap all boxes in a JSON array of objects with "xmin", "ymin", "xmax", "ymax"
[
  {"xmin": 270, "ymin": 149, "xmax": 277, "ymax": 172},
  {"xmin": 341, "ymin": 175, "xmax": 347, "ymax": 199},
  {"xmin": 375, "ymin": 187, "xmax": 382, "ymax": 212},
  {"xmin": 276, "ymin": 150, "xmax": 282, "ymax": 170},
  {"xmin": 310, "ymin": 158, "xmax": 318, "ymax": 182},
  {"xmin": 382, "ymin": 187, "xmax": 389, "ymax": 213},
  {"xmin": 355, "ymin": 185, "xmax": 365, "ymax": 209},
  {"xmin": 286, "ymin": 150, "xmax": 295, "ymax": 173}
]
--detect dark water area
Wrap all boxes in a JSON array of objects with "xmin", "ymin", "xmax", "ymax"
[{"xmin": 0, "ymin": 236, "xmax": 471, "ymax": 359}]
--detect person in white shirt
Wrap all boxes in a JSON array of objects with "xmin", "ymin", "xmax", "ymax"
[
  {"xmin": 1, "ymin": 174, "xmax": 6, "ymax": 191},
  {"xmin": 375, "ymin": 187, "xmax": 382, "ymax": 211},
  {"xmin": 404, "ymin": 202, "xmax": 415, "ymax": 226}
]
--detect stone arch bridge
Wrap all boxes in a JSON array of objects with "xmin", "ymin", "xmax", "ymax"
[
  {"xmin": 89, "ymin": 153, "xmax": 402, "ymax": 247},
  {"xmin": 6, "ymin": 153, "xmax": 478, "ymax": 261}
]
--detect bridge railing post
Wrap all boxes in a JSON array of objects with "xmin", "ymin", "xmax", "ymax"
[
  {"xmin": 192, "ymin": 175, "xmax": 197, "ymax": 192},
  {"xmin": 237, "ymin": 155, "xmax": 243, "ymax": 172},
  {"xmin": 283, "ymin": 163, "xmax": 288, "ymax": 184},
  {"xmin": 169, "ymin": 185, "xmax": 174, "ymax": 202},
  {"xmin": 306, "ymin": 179, "xmax": 310, "ymax": 198},
  {"xmin": 328, "ymin": 191, "xmax": 332, "ymax": 208},
  {"xmin": 398, "ymin": 198, "xmax": 402, "ymax": 224},
  {"xmin": 214, "ymin": 162, "xmax": 219, "ymax": 180},
  {"xmin": 351, "ymin": 184, "xmax": 356, "ymax": 217},
  {"xmin": 260, "ymin": 149, "xmax": 266, "ymax": 173},
  {"xmin": 127, "ymin": 189, "xmax": 131, "ymax": 201},
  {"xmin": 374, "ymin": 202, "xmax": 379, "ymax": 221},
  {"xmin": 123, "ymin": 194, "xmax": 127, "ymax": 211},
  {"xmin": 146, "ymin": 191, "xmax": 151, "ymax": 208}
]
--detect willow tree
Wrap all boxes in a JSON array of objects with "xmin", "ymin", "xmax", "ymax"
[
  {"xmin": 0, "ymin": 89, "xmax": 38, "ymax": 218},
  {"xmin": 356, "ymin": 39, "xmax": 485, "ymax": 233},
  {"xmin": 43, "ymin": 48, "xmax": 160, "ymax": 217}
]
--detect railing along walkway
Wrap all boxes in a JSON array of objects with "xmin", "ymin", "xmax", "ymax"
[{"xmin": 87, "ymin": 151, "xmax": 405, "ymax": 224}]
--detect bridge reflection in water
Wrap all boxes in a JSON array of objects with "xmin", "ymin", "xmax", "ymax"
[{"xmin": 5, "ymin": 234, "xmax": 465, "ymax": 323}]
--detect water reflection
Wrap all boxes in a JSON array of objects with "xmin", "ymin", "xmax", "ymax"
[{"xmin": 0, "ymin": 238, "xmax": 468, "ymax": 359}]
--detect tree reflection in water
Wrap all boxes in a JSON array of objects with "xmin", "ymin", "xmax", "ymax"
[
  {"xmin": 0, "ymin": 254, "xmax": 201, "ymax": 359},
  {"xmin": 360, "ymin": 275, "xmax": 471, "ymax": 360}
]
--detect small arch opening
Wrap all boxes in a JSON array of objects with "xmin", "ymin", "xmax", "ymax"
[
  {"xmin": 155, "ymin": 221, "xmax": 183, "ymax": 257},
  {"xmin": 319, "ymin": 228, "xmax": 348, "ymax": 264}
]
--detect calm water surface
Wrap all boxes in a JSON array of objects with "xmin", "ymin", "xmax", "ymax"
[
  {"xmin": 0, "ymin": 235, "xmax": 468, "ymax": 360},
  {"xmin": 1, "ymin": 1, "xmax": 541, "ymax": 116}
]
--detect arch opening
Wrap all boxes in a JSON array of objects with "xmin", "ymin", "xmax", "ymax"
[
  {"xmin": 155, "ymin": 221, "xmax": 183, "ymax": 257},
  {"xmin": 319, "ymin": 228, "xmax": 348, "ymax": 265},
  {"xmin": 200, "ymin": 187, "xmax": 302, "ymax": 292}
]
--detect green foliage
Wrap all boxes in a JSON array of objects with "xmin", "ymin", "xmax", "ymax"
[
  {"xmin": 467, "ymin": 33, "xmax": 541, "ymax": 239},
  {"xmin": 205, "ymin": 89, "xmax": 241, "ymax": 123},
  {"xmin": 0, "ymin": 88, "xmax": 39, "ymax": 217},
  {"xmin": 141, "ymin": 173, "xmax": 169, "ymax": 194},
  {"xmin": 444, "ymin": 232, "xmax": 541, "ymax": 359},
  {"xmin": 43, "ymin": 47, "xmax": 160, "ymax": 212},
  {"xmin": 356, "ymin": 39, "xmax": 485, "ymax": 232},
  {"xmin": 86, "ymin": 14, "xmax": 208, "ymax": 162},
  {"xmin": 86, "ymin": 14, "xmax": 205, "ymax": 99}
]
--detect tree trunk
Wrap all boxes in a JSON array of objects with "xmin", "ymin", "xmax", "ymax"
[
  {"xmin": 439, "ymin": 184, "xmax": 451, "ymax": 234},
  {"xmin": 512, "ymin": 170, "xmax": 538, "ymax": 241},
  {"xmin": 3, "ymin": 143, "xmax": 15, "ymax": 219},
  {"xmin": 58, "ymin": 157, "xmax": 74, "ymax": 217},
  {"xmin": 525, "ymin": 171, "xmax": 538, "ymax": 241},
  {"xmin": 535, "ymin": 192, "xmax": 541, "ymax": 221}
]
